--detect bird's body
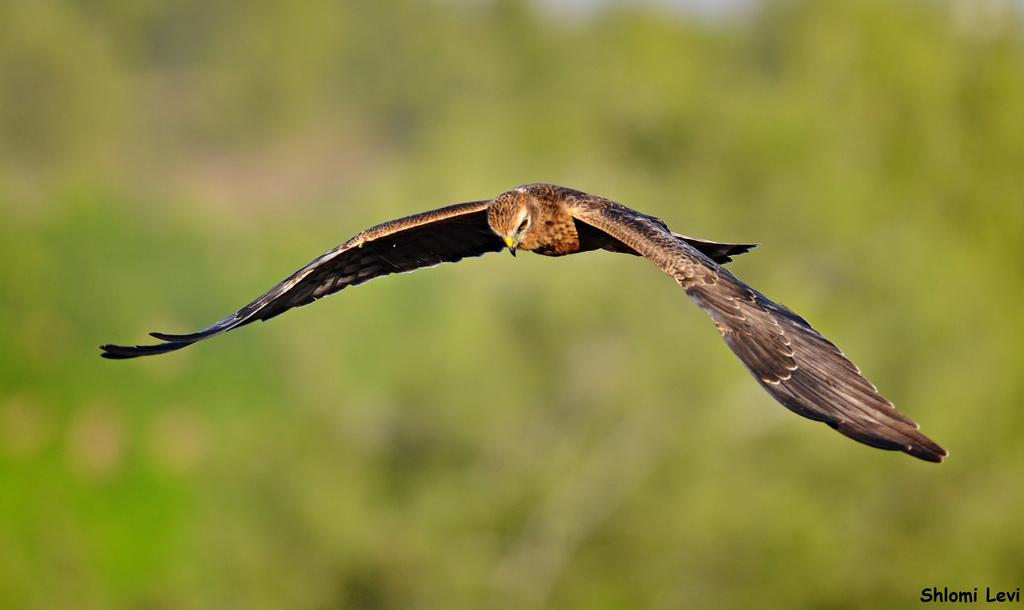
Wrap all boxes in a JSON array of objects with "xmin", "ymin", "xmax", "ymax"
[
  {"xmin": 103, "ymin": 183, "xmax": 947, "ymax": 463},
  {"xmin": 488, "ymin": 184, "xmax": 583, "ymax": 255}
]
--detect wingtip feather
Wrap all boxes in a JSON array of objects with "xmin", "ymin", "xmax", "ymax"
[
  {"xmin": 905, "ymin": 433, "xmax": 948, "ymax": 463},
  {"xmin": 99, "ymin": 341, "xmax": 192, "ymax": 359},
  {"xmin": 150, "ymin": 330, "xmax": 203, "ymax": 341}
]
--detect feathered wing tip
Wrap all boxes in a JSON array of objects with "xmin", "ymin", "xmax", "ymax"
[
  {"xmin": 691, "ymin": 273, "xmax": 948, "ymax": 463},
  {"xmin": 99, "ymin": 340, "xmax": 193, "ymax": 359},
  {"xmin": 99, "ymin": 315, "xmax": 243, "ymax": 359},
  {"xmin": 149, "ymin": 330, "xmax": 210, "ymax": 341}
]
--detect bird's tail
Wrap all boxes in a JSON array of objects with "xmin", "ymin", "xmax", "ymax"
[{"xmin": 674, "ymin": 234, "xmax": 757, "ymax": 265}]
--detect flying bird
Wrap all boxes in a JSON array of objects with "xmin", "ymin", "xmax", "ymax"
[{"xmin": 102, "ymin": 183, "xmax": 947, "ymax": 462}]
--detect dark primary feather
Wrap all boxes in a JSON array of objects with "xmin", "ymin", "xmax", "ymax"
[
  {"xmin": 568, "ymin": 197, "xmax": 946, "ymax": 463},
  {"xmin": 100, "ymin": 201, "xmax": 501, "ymax": 359}
]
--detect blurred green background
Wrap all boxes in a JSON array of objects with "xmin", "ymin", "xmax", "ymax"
[{"xmin": 2, "ymin": 0, "xmax": 1023, "ymax": 608}]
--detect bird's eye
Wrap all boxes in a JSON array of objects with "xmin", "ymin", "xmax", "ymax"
[{"xmin": 516, "ymin": 217, "xmax": 530, "ymax": 234}]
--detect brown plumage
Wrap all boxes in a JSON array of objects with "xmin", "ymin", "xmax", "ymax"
[{"xmin": 102, "ymin": 183, "xmax": 946, "ymax": 462}]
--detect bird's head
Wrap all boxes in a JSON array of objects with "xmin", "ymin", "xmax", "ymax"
[{"xmin": 487, "ymin": 187, "xmax": 538, "ymax": 256}]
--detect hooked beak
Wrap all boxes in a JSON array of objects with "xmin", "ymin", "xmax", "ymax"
[{"xmin": 504, "ymin": 236, "xmax": 517, "ymax": 257}]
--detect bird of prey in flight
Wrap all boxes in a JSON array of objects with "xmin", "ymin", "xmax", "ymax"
[{"xmin": 102, "ymin": 183, "xmax": 947, "ymax": 462}]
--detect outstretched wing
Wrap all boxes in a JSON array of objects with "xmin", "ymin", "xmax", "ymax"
[
  {"xmin": 101, "ymin": 200, "xmax": 502, "ymax": 359},
  {"xmin": 570, "ymin": 197, "xmax": 947, "ymax": 462}
]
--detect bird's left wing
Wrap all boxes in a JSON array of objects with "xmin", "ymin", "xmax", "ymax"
[
  {"xmin": 101, "ymin": 200, "xmax": 501, "ymax": 359},
  {"xmin": 569, "ymin": 196, "xmax": 947, "ymax": 462}
]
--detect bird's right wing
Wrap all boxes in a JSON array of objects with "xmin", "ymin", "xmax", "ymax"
[
  {"xmin": 570, "ymin": 197, "xmax": 947, "ymax": 462},
  {"xmin": 101, "ymin": 200, "xmax": 502, "ymax": 359}
]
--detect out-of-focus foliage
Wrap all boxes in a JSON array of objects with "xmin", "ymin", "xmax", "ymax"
[{"xmin": 1, "ymin": 1, "xmax": 1022, "ymax": 608}]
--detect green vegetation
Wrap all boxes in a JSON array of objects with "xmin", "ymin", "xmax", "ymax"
[{"xmin": 1, "ymin": 1, "xmax": 1022, "ymax": 607}]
